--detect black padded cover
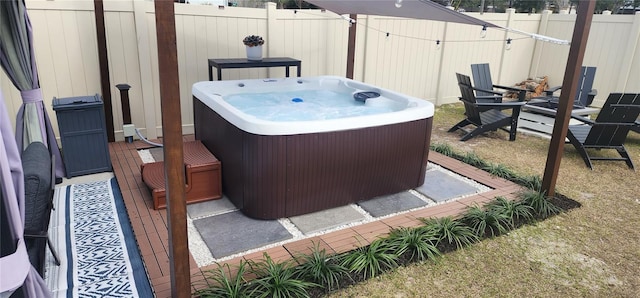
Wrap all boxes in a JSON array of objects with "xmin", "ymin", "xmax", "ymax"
[
  {"xmin": 21, "ymin": 141, "xmax": 52, "ymax": 276},
  {"xmin": 22, "ymin": 142, "xmax": 52, "ymax": 232}
]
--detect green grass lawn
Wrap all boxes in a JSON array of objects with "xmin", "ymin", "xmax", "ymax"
[{"xmin": 327, "ymin": 103, "xmax": 640, "ymax": 297}]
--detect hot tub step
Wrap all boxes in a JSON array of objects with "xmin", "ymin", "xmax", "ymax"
[{"xmin": 140, "ymin": 140, "xmax": 222, "ymax": 210}]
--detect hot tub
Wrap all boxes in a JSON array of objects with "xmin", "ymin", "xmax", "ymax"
[{"xmin": 193, "ymin": 76, "xmax": 434, "ymax": 219}]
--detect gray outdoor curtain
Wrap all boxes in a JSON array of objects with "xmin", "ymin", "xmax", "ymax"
[
  {"xmin": 0, "ymin": 90, "xmax": 51, "ymax": 297},
  {"xmin": 0, "ymin": 0, "xmax": 65, "ymax": 180}
]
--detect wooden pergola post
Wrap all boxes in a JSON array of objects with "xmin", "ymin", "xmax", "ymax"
[
  {"xmin": 346, "ymin": 14, "xmax": 357, "ymax": 79},
  {"xmin": 154, "ymin": 1, "xmax": 190, "ymax": 297},
  {"xmin": 94, "ymin": 0, "xmax": 115, "ymax": 142},
  {"xmin": 542, "ymin": 1, "xmax": 595, "ymax": 197}
]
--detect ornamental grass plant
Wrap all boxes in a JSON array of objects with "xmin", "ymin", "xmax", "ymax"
[
  {"xmin": 486, "ymin": 196, "xmax": 534, "ymax": 228},
  {"xmin": 385, "ymin": 226, "xmax": 441, "ymax": 264},
  {"xmin": 294, "ymin": 243, "xmax": 349, "ymax": 293},
  {"xmin": 461, "ymin": 205, "xmax": 512, "ymax": 238},
  {"xmin": 246, "ymin": 253, "xmax": 316, "ymax": 298},
  {"xmin": 195, "ymin": 261, "xmax": 250, "ymax": 298},
  {"xmin": 340, "ymin": 239, "xmax": 398, "ymax": 280},
  {"xmin": 520, "ymin": 188, "xmax": 562, "ymax": 219}
]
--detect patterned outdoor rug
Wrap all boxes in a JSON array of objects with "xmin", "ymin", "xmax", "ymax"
[{"xmin": 45, "ymin": 178, "xmax": 152, "ymax": 297}]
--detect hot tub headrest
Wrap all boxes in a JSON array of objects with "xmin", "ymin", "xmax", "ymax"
[{"xmin": 353, "ymin": 91, "xmax": 381, "ymax": 103}]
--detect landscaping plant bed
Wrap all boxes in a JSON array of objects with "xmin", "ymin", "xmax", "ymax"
[{"xmin": 193, "ymin": 143, "xmax": 579, "ymax": 298}]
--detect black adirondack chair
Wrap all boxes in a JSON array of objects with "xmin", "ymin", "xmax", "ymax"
[
  {"xmin": 529, "ymin": 66, "xmax": 597, "ymax": 109},
  {"xmin": 470, "ymin": 63, "xmax": 527, "ymax": 102},
  {"xmin": 632, "ymin": 120, "xmax": 640, "ymax": 134},
  {"xmin": 448, "ymin": 73, "xmax": 526, "ymax": 141},
  {"xmin": 566, "ymin": 93, "xmax": 640, "ymax": 170}
]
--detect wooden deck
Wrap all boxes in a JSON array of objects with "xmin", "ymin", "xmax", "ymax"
[{"xmin": 108, "ymin": 136, "xmax": 523, "ymax": 297}]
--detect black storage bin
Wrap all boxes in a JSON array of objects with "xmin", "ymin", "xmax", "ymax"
[{"xmin": 53, "ymin": 94, "xmax": 112, "ymax": 178}]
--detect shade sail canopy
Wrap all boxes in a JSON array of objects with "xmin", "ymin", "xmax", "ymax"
[{"xmin": 305, "ymin": 0, "xmax": 498, "ymax": 27}]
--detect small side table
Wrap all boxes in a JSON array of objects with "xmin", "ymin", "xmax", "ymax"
[{"xmin": 208, "ymin": 57, "xmax": 301, "ymax": 81}]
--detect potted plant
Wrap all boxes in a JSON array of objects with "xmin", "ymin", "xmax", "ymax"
[{"xmin": 243, "ymin": 35, "xmax": 265, "ymax": 61}]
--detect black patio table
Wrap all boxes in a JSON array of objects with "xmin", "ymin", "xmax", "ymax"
[{"xmin": 208, "ymin": 57, "xmax": 301, "ymax": 81}]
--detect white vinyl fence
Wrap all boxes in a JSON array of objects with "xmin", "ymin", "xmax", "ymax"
[{"xmin": 1, "ymin": 1, "xmax": 639, "ymax": 141}]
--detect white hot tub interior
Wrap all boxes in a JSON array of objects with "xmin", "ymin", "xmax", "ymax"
[{"xmin": 192, "ymin": 76, "xmax": 434, "ymax": 135}]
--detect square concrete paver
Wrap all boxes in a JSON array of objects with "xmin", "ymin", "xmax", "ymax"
[
  {"xmin": 193, "ymin": 210, "xmax": 292, "ymax": 259},
  {"xmin": 416, "ymin": 169, "xmax": 481, "ymax": 202},
  {"xmin": 149, "ymin": 147, "xmax": 164, "ymax": 161},
  {"xmin": 187, "ymin": 196, "xmax": 237, "ymax": 219},
  {"xmin": 357, "ymin": 192, "xmax": 428, "ymax": 217},
  {"xmin": 289, "ymin": 205, "xmax": 366, "ymax": 235}
]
